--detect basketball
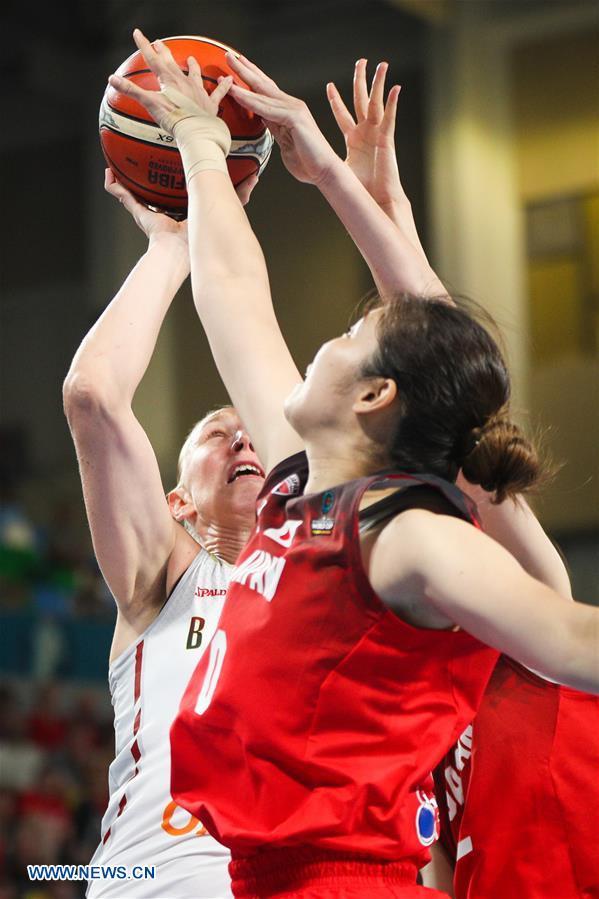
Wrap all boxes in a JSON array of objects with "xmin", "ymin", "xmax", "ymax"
[{"xmin": 99, "ymin": 35, "xmax": 273, "ymax": 217}]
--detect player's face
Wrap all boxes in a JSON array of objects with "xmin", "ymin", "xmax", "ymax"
[
  {"xmin": 184, "ymin": 409, "xmax": 265, "ymax": 526},
  {"xmin": 285, "ymin": 309, "xmax": 382, "ymax": 434}
]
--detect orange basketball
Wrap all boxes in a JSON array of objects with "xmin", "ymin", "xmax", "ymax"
[{"xmin": 99, "ymin": 35, "xmax": 273, "ymax": 217}]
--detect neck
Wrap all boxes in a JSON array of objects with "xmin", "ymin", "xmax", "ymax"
[
  {"xmin": 303, "ymin": 442, "xmax": 376, "ymax": 495},
  {"xmin": 193, "ymin": 516, "xmax": 255, "ymax": 565}
]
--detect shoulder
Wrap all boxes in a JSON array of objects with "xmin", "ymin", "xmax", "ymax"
[
  {"xmin": 369, "ymin": 508, "xmax": 491, "ymax": 610},
  {"xmin": 375, "ymin": 507, "xmax": 472, "ymax": 564},
  {"xmin": 367, "ymin": 509, "xmax": 466, "ymax": 627}
]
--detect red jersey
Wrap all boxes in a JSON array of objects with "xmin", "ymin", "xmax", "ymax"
[
  {"xmin": 171, "ymin": 453, "xmax": 499, "ymax": 867},
  {"xmin": 435, "ymin": 655, "xmax": 599, "ymax": 898}
]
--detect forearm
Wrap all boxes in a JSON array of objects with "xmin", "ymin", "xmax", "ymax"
[
  {"xmin": 317, "ymin": 157, "xmax": 445, "ymax": 298},
  {"xmin": 185, "ymin": 167, "xmax": 303, "ymax": 470},
  {"xmin": 66, "ymin": 236, "xmax": 189, "ymax": 402},
  {"xmin": 188, "ymin": 170, "xmax": 269, "ymax": 293},
  {"xmin": 383, "ymin": 195, "xmax": 429, "ymax": 262}
]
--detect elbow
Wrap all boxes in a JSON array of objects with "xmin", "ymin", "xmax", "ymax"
[{"xmin": 62, "ymin": 369, "xmax": 121, "ymax": 430}]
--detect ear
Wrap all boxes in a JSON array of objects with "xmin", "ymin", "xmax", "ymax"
[
  {"xmin": 352, "ymin": 377, "xmax": 397, "ymax": 416},
  {"xmin": 167, "ymin": 487, "xmax": 195, "ymax": 524}
]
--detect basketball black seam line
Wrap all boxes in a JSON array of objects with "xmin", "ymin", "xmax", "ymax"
[{"xmin": 103, "ymin": 105, "xmax": 266, "ymax": 142}]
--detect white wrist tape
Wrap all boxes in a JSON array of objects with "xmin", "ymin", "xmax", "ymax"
[{"xmin": 159, "ymin": 86, "xmax": 231, "ymax": 180}]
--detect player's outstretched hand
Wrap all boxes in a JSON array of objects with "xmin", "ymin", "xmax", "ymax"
[
  {"xmin": 327, "ymin": 60, "xmax": 403, "ymax": 213},
  {"xmin": 224, "ymin": 53, "xmax": 339, "ymax": 186},
  {"xmin": 108, "ymin": 28, "xmax": 233, "ymax": 134}
]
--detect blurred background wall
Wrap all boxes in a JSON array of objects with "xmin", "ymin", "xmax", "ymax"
[{"xmin": 0, "ymin": 1, "xmax": 597, "ymax": 894}]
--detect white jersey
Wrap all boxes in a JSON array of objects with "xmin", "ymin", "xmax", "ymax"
[{"xmin": 88, "ymin": 549, "xmax": 232, "ymax": 898}]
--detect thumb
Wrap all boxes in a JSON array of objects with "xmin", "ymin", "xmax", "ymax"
[
  {"xmin": 104, "ymin": 169, "xmax": 144, "ymax": 213},
  {"xmin": 235, "ymin": 172, "xmax": 259, "ymax": 206}
]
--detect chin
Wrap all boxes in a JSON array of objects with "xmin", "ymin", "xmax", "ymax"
[{"xmin": 231, "ymin": 476, "xmax": 264, "ymax": 508}]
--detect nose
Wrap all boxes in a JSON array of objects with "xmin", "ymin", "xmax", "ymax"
[{"xmin": 231, "ymin": 430, "xmax": 254, "ymax": 452}]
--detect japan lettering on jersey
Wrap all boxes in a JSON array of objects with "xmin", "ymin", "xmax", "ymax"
[
  {"xmin": 171, "ymin": 452, "xmax": 499, "ymax": 867},
  {"xmin": 435, "ymin": 655, "xmax": 599, "ymax": 899}
]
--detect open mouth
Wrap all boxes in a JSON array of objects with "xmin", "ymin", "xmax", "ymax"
[{"xmin": 227, "ymin": 463, "xmax": 265, "ymax": 484}]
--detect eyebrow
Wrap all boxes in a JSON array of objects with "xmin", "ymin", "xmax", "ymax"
[{"xmin": 198, "ymin": 414, "xmax": 237, "ymax": 437}]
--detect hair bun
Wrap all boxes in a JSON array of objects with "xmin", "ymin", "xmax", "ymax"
[{"xmin": 460, "ymin": 411, "xmax": 544, "ymax": 502}]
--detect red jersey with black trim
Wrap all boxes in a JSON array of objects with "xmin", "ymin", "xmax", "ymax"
[
  {"xmin": 170, "ymin": 452, "xmax": 499, "ymax": 866},
  {"xmin": 435, "ymin": 655, "xmax": 599, "ymax": 898}
]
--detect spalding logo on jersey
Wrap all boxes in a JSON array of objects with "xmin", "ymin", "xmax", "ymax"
[
  {"xmin": 272, "ymin": 473, "xmax": 301, "ymax": 496},
  {"xmin": 415, "ymin": 790, "xmax": 439, "ymax": 847}
]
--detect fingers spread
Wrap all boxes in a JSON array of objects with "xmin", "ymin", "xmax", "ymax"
[
  {"xmin": 109, "ymin": 73, "xmax": 142, "ymax": 100},
  {"xmin": 228, "ymin": 83, "xmax": 277, "ymax": 117},
  {"xmin": 132, "ymin": 28, "xmax": 158, "ymax": 64},
  {"xmin": 367, "ymin": 61, "xmax": 388, "ymax": 124},
  {"xmin": 381, "ymin": 84, "xmax": 401, "ymax": 138},
  {"xmin": 326, "ymin": 82, "xmax": 355, "ymax": 136},
  {"xmin": 211, "ymin": 74, "xmax": 234, "ymax": 106},
  {"xmin": 153, "ymin": 37, "xmax": 177, "ymax": 66},
  {"xmin": 133, "ymin": 29, "xmax": 180, "ymax": 84},
  {"xmin": 353, "ymin": 58, "xmax": 369, "ymax": 121},
  {"xmin": 187, "ymin": 55, "xmax": 205, "ymax": 93},
  {"xmin": 226, "ymin": 51, "xmax": 280, "ymax": 97}
]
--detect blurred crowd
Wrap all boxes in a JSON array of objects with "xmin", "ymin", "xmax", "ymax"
[
  {"xmin": 0, "ymin": 680, "xmax": 113, "ymax": 899},
  {"xmin": 0, "ymin": 488, "xmax": 116, "ymax": 896},
  {"xmin": 0, "ymin": 486, "xmax": 113, "ymax": 626}
]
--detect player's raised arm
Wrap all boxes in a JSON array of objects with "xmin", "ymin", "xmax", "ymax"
[
  {"xmin": 226, "ymin": 52, "xmax": 445, "ymax": 299},
  {"xmin": 63, "ymin": 173, "xmax": 197, "ymax": 657},
  {"xmin": 108, "ymin": 30, "xmax": 304, "ymax": 474},
  {"xmin": 328, "ymin": 62, "xmax": 572, "ymax": 601}
]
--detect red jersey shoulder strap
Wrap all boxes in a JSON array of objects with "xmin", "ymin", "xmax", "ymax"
[{"xmin": 358, "ymin": 473, "xmax": 480, "ymax": 535}]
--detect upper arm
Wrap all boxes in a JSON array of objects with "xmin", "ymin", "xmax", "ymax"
[
  {"xmin": 371, "ymin": 510, "xmax": 597, "ymax": 691},
  {"xmin": 457, "ymin": 476, "xmax": 571, "ymax": 597},
  {"xmin": 65, "ymin": 380, "xmax": 178, "ymax": 616}
]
